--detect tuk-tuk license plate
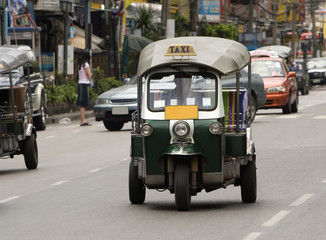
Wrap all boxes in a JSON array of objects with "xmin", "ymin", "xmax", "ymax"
[{"xmin": 112, "ymin": 107, "xmax": 128, "ymax": 115}]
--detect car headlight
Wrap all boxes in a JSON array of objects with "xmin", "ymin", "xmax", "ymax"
[
  {"xmin": 141, "ymin": 123, "xmax": 153, "ymax": 136},
  {"xmin": 267, "ymin": 86, "xmax": 286, "ymax": 92},
  {"xmin": 173, "ymin": 121, "xmax": 190, "ymax": 138},
  {"xmin": 209, "ymin": 122, "xmax": 223, "ymax": 135},
  {"xmin": 96, "ymin": 98, "xmax": 110, "ymax": 104}
]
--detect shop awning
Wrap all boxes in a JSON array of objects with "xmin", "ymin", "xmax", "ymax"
[{"xmin": 68, "ymin": 25, "xmax": 104, "ymax": 53}]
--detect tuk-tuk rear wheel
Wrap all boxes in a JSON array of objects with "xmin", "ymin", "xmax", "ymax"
[
  {"xmin": 174, "ymin": 164, "xmax": 191, "ymax": 211},
  {"xmin": 23, "ymin": 133, "xmax": 38, "ymax": 170},
  {"xmin": 240, "ymin": 157, "xmax": 257, "ymax": 203},
  {"xmin": 129, "ymin": 162, "xmax": 145, "ymax": 204}
]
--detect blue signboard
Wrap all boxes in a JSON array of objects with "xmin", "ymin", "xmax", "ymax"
[{"xmin": 198, "ymin": 0, "xmax": 221, "ymax": 23}]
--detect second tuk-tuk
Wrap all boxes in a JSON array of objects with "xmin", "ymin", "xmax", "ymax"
[
  {"xmin": 129, "ymin": 37, "xmax": 256, "ymax": 211},
  {"xmin": 0, "ymin": 46, "xmax": 38, "ymax": 169}
]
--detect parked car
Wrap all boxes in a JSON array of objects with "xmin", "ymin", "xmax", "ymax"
[
  {"xmin": 291, "ymin": 59, "xmax": 310, "ymax": 95},
  {"xmin": 307, "ymin": 57, "xmax": 326, "ymax": 86},
  {"xmin": 250, "ymin": 50, "xmax": 299, "ymax": 114},
  {"xmin": 0, "ymin": 45, "xmax": 47, "ymax": 130},
  {"xmin": 0, "ymin": 46, "xmax": 39, "ymax": 169},
  {"xmin": 221, "ymin": 69, "xmax": 266, "ymax": 122},
  {"xmin": 94, "ymin": 75, "xmax": 138, "ymax": 131}
]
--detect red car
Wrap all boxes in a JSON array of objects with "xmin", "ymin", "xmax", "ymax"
[{"xmin": 250, "ymin": 50, "xmax": 298, "ymax": 114}]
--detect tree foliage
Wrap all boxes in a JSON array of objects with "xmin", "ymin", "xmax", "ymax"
[
  {"xmin": 205, "ymin": 23, "xmax": 238, "ymax": 40},
  {"xmin": 132, "ymin": 6, "xmax": 162, "ymax": 41},
  {"xmin": 172, "ymin": 14, "xmax": 190, "ymax": 37}
]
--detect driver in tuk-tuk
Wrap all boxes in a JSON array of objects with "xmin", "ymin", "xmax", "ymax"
[{"xmin": 163, "ymin": 77, "xmax": 199, "ymax": 106}]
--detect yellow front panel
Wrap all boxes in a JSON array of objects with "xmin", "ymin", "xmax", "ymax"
[{"xmin": 165, "ymin": 105, "xmax": 198, "ymax": 120}]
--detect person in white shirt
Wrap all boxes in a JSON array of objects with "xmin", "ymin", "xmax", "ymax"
[{"xmin": 77, "ymin": 52, "xmax": 92, "ymax": 126}]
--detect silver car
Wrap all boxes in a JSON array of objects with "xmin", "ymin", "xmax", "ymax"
[{"xmin": 94, "ymin": 75, "xmax": 138, "ymax": 131}]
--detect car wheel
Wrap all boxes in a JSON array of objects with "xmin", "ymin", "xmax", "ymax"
[
  {"xmin": 129, "ymin": 161, "xmax": 145, "ymax": 204},
  {"xmin": 33, "ymin": 96, "xmax": 47, "ymax": 131},
  {"xmin": 282, "ymin": 94, "xmax": 291, "ymax": 114},
  {"xmin": 240, "ymin": 156, "xmax": 257, "ymax": 203},
  {"xmin": 174, "ymin": 163, "xmax": 191, "ymax": 211},
  {"xmin": 248, "ymin": 96, "xmax": 257, "ymax": 124},
  {"xmin": 291, "ymin": 93, "xmax": 299, "ymax": 113},
  {"xmin": 103, "ymin": 120, "xmax": 124, "ymax": 131},
  {"xmin": 23, "ymin": 133, "xmax": 38, "ymax": 170}
]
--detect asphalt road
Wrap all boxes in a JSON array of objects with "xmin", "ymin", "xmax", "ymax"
[{"xmin": 0, "ymin": 86, "xmax": 326, "ymax": 240}]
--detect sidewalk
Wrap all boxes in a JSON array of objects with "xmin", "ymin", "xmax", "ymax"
[{"xmin": 46, "ymin": 110, "xmax": 94, "ymax": 124}]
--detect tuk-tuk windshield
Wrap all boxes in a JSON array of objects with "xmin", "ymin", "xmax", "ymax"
[{"xmin": 148, "ymin": 73, "xmax": 217, "ymax": 111}]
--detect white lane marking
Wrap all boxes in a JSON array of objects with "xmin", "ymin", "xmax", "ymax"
[
  {"xmin": 89, "ymin": 168, "xmax": 102, "ymax": 173},
  {"xmin": 289, "ymin": 193, "xmax": 314, "ymax": 207},
  {"xmin": 276, "ymin": 115, "xmax": 300, "ymax": 119},
  {"xmin": 262, "ymin": 210, "xmax": 291, "ymax": 227},
  {"xmin": 242, "ymin": 232, "xmax": 262, "ymax": 240},
  {"xmin": 45, "ymin": 135, "xmax": 55, "ymax": 139},
  {"xmin": 0, "ymin": 196, "xmax": 21, "ymax": 204},
  {"xmin": 73, "ymin": 130, "xmax": 81, "ymax": 133},
  {"xmin": 314, "ymin": 116, "xmax": 326, "ymax": 119},
  {"xmin": 322, "ymin": 179, "xmax": 326, "ymax": 183},
  {"xmin": 51, "ymin": 180, "xmax": 68, "ymax": 186},
  {"xmin": 121, "ymin": 157, "xmax": 130, "ymax": 162}
]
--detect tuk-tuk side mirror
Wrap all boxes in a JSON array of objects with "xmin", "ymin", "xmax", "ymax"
[{"xmin": 288, "ymin": 72, "xmax": 296, "ymax": 77}]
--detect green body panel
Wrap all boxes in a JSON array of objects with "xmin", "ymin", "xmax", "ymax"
[
  {"xmin": 131, "ymin": 133, "xmax": 143, "ymax": 158},
  {"xmin": 193, "ymin": 119, "xmax": 223, "ymax": 173},
  {"xmin": 144, "ymin": 120, "xmax": 171, "ymax": 175},
  {"xmin": 225, "ymin": 133, "xmax": 246, "ymax": 157},
  {"xmin": 143, "ymin": 119, "xmax": 223, "ymax": 175}
]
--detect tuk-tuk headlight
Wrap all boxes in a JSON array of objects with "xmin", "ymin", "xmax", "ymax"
[
  {"xmin": 209, "ymin": 122, "xmax": 223, "ymax": 135},
  {"xmin": 173, "ymin": 121, "xmax": 190, "ymax": 138},
  {"xmin": 141, "ymin": 123, "xmax": 153, "ymax": 136}
]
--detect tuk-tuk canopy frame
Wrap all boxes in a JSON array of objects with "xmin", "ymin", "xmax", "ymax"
[
  {"xmin": 137, "ymin": 37, "xmax": 251, "ymax": 77},
  {"xmin": 0, "ymin": 46, "xmax": 33, "ymax": 74}
]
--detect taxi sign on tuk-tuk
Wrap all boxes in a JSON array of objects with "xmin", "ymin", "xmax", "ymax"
[
  {"xmin": 129, "ymin": 37, "xmax": 256, "ymax": 211},
  {"xmin": 164, "ymin": 44, "xmax": 197, "ymax": 57}
]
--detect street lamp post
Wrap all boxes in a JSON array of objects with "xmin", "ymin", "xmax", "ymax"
[
  {"xmin": 60, "ymin": 0, "xmax": 73, "ymax": 79},
  {"xmin": 0, "ymin": 0, "xmax": 8, "ymax": 45}
]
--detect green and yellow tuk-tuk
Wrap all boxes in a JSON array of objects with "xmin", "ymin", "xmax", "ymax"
[{"xmin": 129, "ymin": 37, "xmax": 256, "ymax": 211}]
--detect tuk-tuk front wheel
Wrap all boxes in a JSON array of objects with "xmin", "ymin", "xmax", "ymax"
[
  {"xmin": 174, "ymin": 164, "xmax": 191, "ymax": 211},
  {"xmin": 129, "ymin": 162, "xmax": 145, "ymax": 204},
  {"xmin": 240, "ymin": 157, "xmax": 257, "ymax": 203},
  {"xmin": 23, "ymin": 133, "xmax": 38, "ymax": 170}
]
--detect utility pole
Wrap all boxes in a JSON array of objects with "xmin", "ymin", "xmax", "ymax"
[
  {"xmin": 190, "ymin": 0, "xmax": 197, "ymax": 35},
  {"xmin": 291, "ymin": 0, "xmax": 297, "ymax": 58},
  {"xmin": 105, "ymin": 0, "xmax": 111, "ymax": 77},
  {"xmin": 161, "ymin": 0, "xmax": 170, "ymax": 36},
  {"xmin": 272, "ymin": 0, "xmax": 278, "ymax": 44},
  {"xmin": 311, "ymin": 1, "xmax": 317, "ymax": 57},
  {"xmin": 223, "ymin": 0, "xmax": 228, "ymax": 25},
  {"xmin": 248, "ymin": 0, "xmax": 253, "ymax": 32}
]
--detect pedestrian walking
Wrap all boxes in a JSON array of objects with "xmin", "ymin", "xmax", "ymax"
[{"xmin": 77, "ymin": 51, "xmax": 92, "ymax": 126}]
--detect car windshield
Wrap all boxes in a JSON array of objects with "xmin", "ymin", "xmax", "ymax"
[
  {"xmin": 251, "ymin": 60, "xmax": 285, "ymax": 77},
  {"xmin": 148, "ymin": 73, "xmax": 217, "ymax": 111},
  {"xmin": 307, "ymin": 59, "xmax": 326, "ymax": 69}
]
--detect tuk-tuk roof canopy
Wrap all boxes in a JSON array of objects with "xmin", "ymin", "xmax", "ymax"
[
  {"xmin": 256, "ymin": 45, "xmax": 292, "ymax": 59},
  {"xmin": 0, "ymin": 46, "xmax": 32, "ymax": 74},
  {"xmin": 137, "ymin": 37, "xmax": 251, "ymax": 77}
]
